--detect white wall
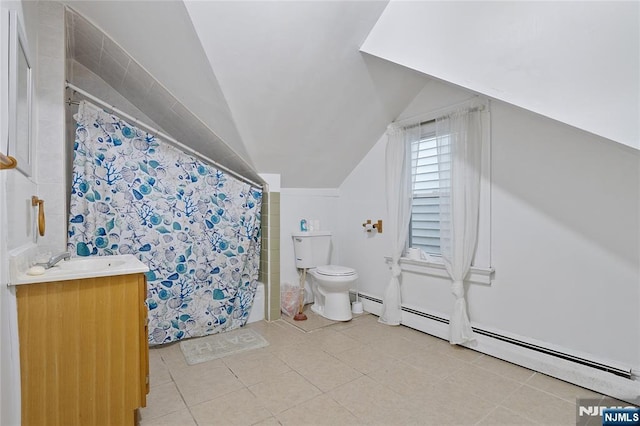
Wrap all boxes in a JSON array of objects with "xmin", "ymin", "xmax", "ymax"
[
  {"xmin": 1, "ymin": 2, "xmax": 67, "ymax": 423},
  {"xmin": 361, "ymin": 1, "xmax": 640, "ymax": 150},
  {"xmin": 337, "ymin": 79, "xmax": 477, "ymax": 299},
  {"xmin": 337, "ymin": 82, "xmax": 640, "ymax": 373},
  {"xmin": 334, "ymin": 135, "xmax": 390, "ymax": 297},
  {"xmin": 1, "ymin": 1, "xmax": 37, "ymax": 423},
  {"xmin": 279, "ymin": 188, "xmax": 341, "ymax": 298},
  {"xmin": 485, "ymin": 101, "xmax": 638, "ymax": 366}
]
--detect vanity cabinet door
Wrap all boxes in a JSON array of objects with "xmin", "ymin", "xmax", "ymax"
[
  {"xmin": 140, "ymin": 275, "xmax": 149, "ymax": 401},
  {"xmin": 16, "ymin": 273, "xmax": 149, "ymax": 426}
]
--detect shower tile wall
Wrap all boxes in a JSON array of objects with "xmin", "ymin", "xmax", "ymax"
[
  {"xmin": 64, "ymin": 8, "xmax": 260, "ymax": 184},
  {"xmin": 268, "ymin": 192, "xmax": 281, "ymax": 320},
  {"xmin": 36, "ymin": 1, "xmax": 66, "ymax": 250},
  {"xmin": 259, "ymin": 191, "xmax": 268, "ymax": 285},
  {"xmin": 259, "ymin": 190, "xmax": 281, "ymax": 321}
]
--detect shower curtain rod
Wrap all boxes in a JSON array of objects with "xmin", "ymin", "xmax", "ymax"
[{"xmin": 65, "ymin": 81, "xmax": 262, "ymax": 188}]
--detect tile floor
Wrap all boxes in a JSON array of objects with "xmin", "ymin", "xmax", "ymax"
[{"xmin": 140, "ymin": 312, "xmax": 607, "ymax": 425}]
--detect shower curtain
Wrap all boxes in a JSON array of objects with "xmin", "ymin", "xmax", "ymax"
[{"xmin": 67, "ymin": 101, "xmax": 262, "ymax": 345}]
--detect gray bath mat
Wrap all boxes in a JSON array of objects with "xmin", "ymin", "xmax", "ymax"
[{"xmin": 180, "ymin": 328, "xmax": 269, "ymax": 365}]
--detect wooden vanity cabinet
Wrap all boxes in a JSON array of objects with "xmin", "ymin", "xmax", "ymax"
[{"xmin": 16, "ymin": 273, "xmax": 149, "ymax": 426}]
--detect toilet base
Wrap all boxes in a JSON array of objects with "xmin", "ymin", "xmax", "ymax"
[
  {"xmin": 310, "ymin": 292, "xmax": 352, "ymax": 322},
  {"xmin": 308, "ymin": 266, "xmax": 357, "ymax": 322}
]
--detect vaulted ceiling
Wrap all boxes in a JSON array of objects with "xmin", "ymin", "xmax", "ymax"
[
  {"xmin": 184, "ymin": 1, "xmax": 430, "ymax": 188},
  {"xmin": 361, "ymin": 1, "xmax": 639, "ymax": 150},
  {"xmin": 64, "ymin": 1, "xmax": 638, "ymax": 189},
  {"xmin": 65, "ymin": 0, "xmax": 429, "ymax": 188}
]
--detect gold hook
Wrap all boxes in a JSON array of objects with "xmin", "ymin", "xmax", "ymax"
[
  {"xmin": 31, "ymin": 196, "xmax": 45, "ymax": 236},
  {"xmin": 0, "ymin": 152, "xmax": 17, "ymax": 170}
]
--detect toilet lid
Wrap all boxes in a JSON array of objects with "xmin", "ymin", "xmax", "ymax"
[{"xmin": 315, "ymin": 265, "xmax": 356, "ymax": 277}]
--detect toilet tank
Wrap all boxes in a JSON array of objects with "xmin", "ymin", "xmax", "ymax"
[{"xmin": 292, "ymin": 231, "xmax": 331, "ymax": 269}]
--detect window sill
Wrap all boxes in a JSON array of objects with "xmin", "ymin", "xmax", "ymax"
[{"xmin": 385, "ymin": 256, "xmax": 494, "ymax": 285}]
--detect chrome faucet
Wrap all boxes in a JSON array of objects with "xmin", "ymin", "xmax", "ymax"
[{"xmin": 36, "ymin": 252, "xmax": 71, "ymax": 269}]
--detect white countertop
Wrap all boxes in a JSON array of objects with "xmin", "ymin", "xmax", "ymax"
[{"xmin": 10, "ymin": 254, "xmax": 150, "ymax": 286}]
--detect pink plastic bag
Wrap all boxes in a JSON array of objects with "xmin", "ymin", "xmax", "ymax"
[{"xmin": 280, "ymin": 282, "xmax": 300, "ymax": 317}]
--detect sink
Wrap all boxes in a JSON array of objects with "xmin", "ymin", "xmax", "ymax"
[
  {"xmin": 57, "ymin": 258, "xmax": 127, "ymax": 272},
  {"xmin": 10, "ymin": 253, "xmax": 150, "ymax": 286}
]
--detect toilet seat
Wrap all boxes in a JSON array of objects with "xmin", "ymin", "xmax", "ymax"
[{"xmin": 315, "ymin": 265, "xmax": 356, "ymax": 277}]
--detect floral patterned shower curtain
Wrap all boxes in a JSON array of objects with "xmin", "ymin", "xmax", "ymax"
[{"xmin": 67, "ymin": 101, "xmax": 262, "ymax": 345}]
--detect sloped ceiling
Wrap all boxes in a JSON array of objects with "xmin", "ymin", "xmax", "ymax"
[
  {"xmin": 61, "ymin": 1, "xmax": 636, "ymax": 189},
  {"xmin": 64, "ymin": 0, "xmax": 430, "ymax": 188},
  {"xmin": 66, "ymin": 0, "xmax": 256, "ymax": 166},
  {"xmin": 184, "ymin": 1, "xmax": 428, "ymax": 187},
  {"xmin": 361, "ymin": 1, "xmax": 640, "ymax": 150},
  {"xmin": 65, "ymin": 8, "xmax": 262, "ymax": 184}
]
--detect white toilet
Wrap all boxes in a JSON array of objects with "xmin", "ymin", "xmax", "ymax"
[{"xmin": 292, "ymin": 231, "xmax": 358, "ymax": 321}]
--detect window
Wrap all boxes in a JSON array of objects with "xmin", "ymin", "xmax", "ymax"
[
  {"xmin": 409, "ymin": 121, "xmax": 449, "ymax": 256},
  {"xmin": 405, "ymin": 105, "xmax": 491, "ymax": 271}
]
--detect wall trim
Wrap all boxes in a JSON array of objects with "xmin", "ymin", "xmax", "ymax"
[
  {"xmin": 357, "ymin": 292, "xmax": 639, "ymax": 404},
  {"xmin": 385, "ymin": 256, "xmax": 494, "ymax": 285}
]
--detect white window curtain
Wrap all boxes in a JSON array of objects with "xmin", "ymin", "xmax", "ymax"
[
  {"xmin": 436, "ymin": 107, "xmax": 483, "ymax": 344},
  {"xmin": 378, "ymin": 124, "xmax": 414, "ymax": 325}
]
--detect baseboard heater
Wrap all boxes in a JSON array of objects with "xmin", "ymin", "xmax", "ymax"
[{"xmin": 357, "ymin": 292, "xmax": 633, "ymax": 380}]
